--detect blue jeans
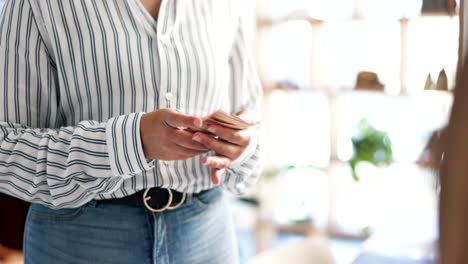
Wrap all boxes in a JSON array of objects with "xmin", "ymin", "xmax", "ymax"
[{"xmin": 23, "ymin": 187, "xmax": 239, "ymax": 264}]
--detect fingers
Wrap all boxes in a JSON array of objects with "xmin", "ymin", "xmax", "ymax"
[
  {"xmin": 192, "ymin": 132, "xmax": 240, "ymax": 159},
  {"xmin": 171, "ymin": 129, "xmax": 210, "ymax": 151},
  {"xmin": 233, "ymin": 110, "xmax": 245, "ymax": 116},
  {"xmin": 202, "ymin": 156, "xmax": 230, "ymax": 185},
  {"xmin": 234, "ymin": 109, "xmax": 255, "ymax": 124},
  {"xmin": 206, "ymin": 124, "xmax": 251, "ymax": 146},
  {"xmin": 164, "ymin": 109, "xmax": 202, "ymax": 130},
  {"xmin": 202, "ymin": 156, "xmax": 232, "ymax": 169},
  {"xmin": 211, "ymin": 168, "xmax": 226, "ymax": 185},
  {"xmin": 167, "ymin": 143, "xmax": 208, "ymax": 160}
]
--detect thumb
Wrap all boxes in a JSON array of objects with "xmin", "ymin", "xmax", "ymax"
[{"xmin": 164, "ymin": 110, "xmax": 202, "ymax": 130}]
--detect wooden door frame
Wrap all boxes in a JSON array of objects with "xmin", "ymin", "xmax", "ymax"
[{"xmin": 439, "ymin": 1, "xmax": 468, "ymax": 263}]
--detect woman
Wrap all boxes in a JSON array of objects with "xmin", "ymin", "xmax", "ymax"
[{"xmin": 0, "ymin": 0, "xmax": 262, "ymax": 263}]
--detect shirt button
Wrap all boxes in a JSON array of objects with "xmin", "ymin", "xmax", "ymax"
[
  {"xmin": 163, "ymin": 160, "xmax": 170, "ymax": 166},
  {"xmin": 165, "ymin": 93, "xmax": 173, "ymax": 101}
]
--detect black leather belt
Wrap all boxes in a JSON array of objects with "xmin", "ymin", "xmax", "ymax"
[{"xmin": 100, "ymin": 188, "xmax": 187, "ymax": 212}]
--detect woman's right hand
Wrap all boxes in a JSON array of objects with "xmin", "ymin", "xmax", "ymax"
[{"xmin": 140, "ymin": 109, "xmax": 209, "ymax": 161}]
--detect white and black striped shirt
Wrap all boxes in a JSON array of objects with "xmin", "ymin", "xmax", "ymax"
[{"xmin": 0, "ymin": 0, "xmax": 262, "ymax": 208}]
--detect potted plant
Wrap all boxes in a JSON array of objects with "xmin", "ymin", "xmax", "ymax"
[{"xmin": 349, "ymin": 119, "xmax": 393, "ymax": 181}]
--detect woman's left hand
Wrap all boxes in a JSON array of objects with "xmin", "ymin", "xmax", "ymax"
[{"xmin": 192, "ymin": 120, "xmax": 253, "ymax": 185}]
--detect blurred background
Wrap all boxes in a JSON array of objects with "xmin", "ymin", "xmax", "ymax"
[
  {"xmin": 231, "ymin": 0, "xmax": 458, "ymax": 263},
  {"xmin": 0, "ymin": 0, "xmax": 461, "ymax": 264}
]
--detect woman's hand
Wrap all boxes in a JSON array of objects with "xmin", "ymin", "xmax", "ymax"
[
  {"xmin": 192, "ymin": 111, "xmax": 254, "ymax": 185},
  {"xmin": 140, "ymin": 109, "xmax": 210, "ymax": 161}
]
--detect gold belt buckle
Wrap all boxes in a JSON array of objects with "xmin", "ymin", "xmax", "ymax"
[{"xmin": 143, "ymin": 188, "xmax": 186, "ymax": 212}]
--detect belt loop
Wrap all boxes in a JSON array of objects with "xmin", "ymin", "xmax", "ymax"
[
  {"xmin": 186, "ymin": 193, "xmax": 193, "ymax": 203},
  {"xmin": 87, "ymin": 200, "xmax": 98, "ymax": 208}
]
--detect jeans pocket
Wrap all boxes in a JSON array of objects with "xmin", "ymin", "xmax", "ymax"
[
  {"xmin": 28, "ymin": 203, "xmax": 84, "ymax": 222},
  {"xmin": 192, "ymin": 187, "xmax": 224, "ymax": 208}
]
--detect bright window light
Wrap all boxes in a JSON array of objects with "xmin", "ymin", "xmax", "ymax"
[
  {"xmin": 263, "ymin": 90, "xmax": 330, "ymax": 169},
  {"xmin": 359, "ymin": 0, "xmax": 423, "ymax": 19},
  {"xmin": 321, "ymin": 21, "xmax": 401, "ymax": 93},
  {"xmin": 406, "ymin": 16, "xmax": 459, "ymax": 93},
  {"xmin": 256, "ymin": 20, "xmax": 313, "ymax": 88},
  {"xmin": 257, "ymin": 0, "xmax": 355, "ymax": 20}
]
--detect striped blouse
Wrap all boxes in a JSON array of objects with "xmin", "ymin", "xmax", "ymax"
[{"xmin": 0, "ymin": 0, "xmax": 262, "ymax": 208}]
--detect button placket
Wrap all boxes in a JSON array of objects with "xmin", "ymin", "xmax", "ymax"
[
  {"xmin": 156, "ymin": 0, "xmax": 171, "ymax": 110},
  {"xmin": 157, "ymin": 39, "xmax": 174, "ymax": 109}
]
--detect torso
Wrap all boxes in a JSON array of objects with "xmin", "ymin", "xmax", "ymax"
[
  {"xmin": 14, "ymin": 0, "xmax": 244, "ymax": 194},
  {"xmin": 27, "ymin": 0, "xmax": 239, "ymax": 126}
]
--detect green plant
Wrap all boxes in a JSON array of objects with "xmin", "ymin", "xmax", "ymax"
[{"xmin": 349, "ymin": 119, "xmax": 393, "ymax": 181}]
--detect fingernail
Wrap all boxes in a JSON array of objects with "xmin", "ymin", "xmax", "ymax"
[
  {"xmin": 207, "ymin": 126, "xmax": 215, "ymax": 133},
  {"xmin": 193, "ymin": 135, "xmax": 202, "ymax": 142},
  {"xmin": 194, "ymin": 119, "xmax": 202, "ymax": 128}
]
